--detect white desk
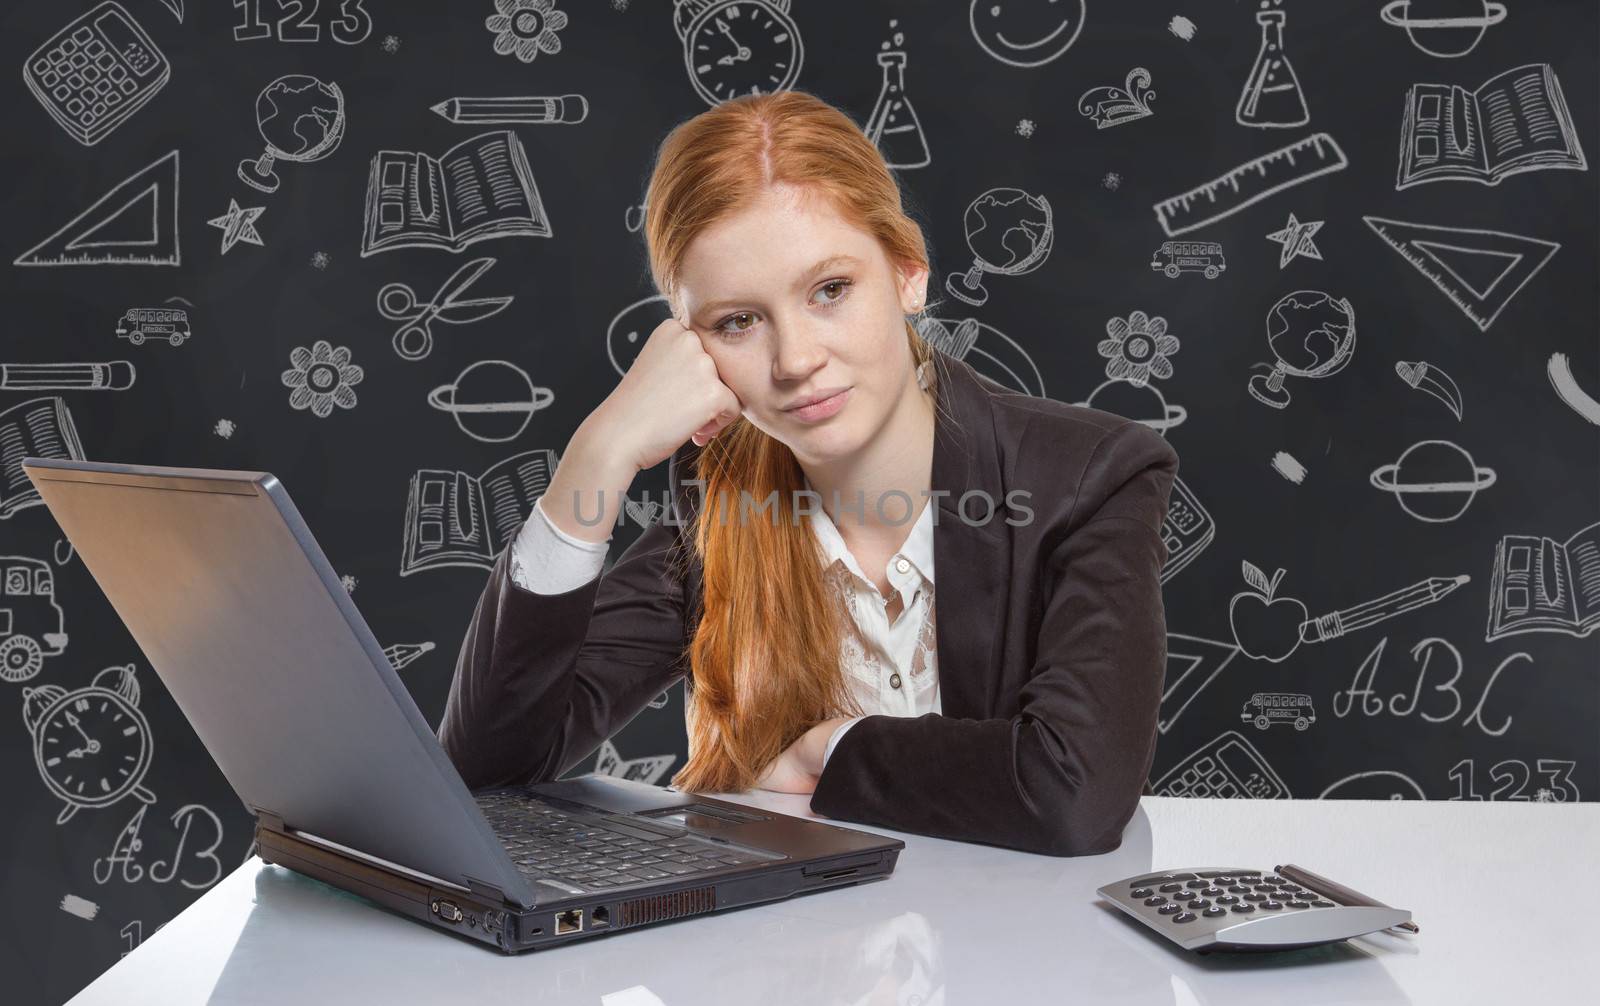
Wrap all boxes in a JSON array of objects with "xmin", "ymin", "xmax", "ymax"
[{"xmin": 68, "ymin": 794, "xmax": 1598, "ymax": 1005}]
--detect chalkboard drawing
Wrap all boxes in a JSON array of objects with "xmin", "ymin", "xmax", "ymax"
[
  {"xmin": 912, "ymin": 314, "xmax": 1046, "ymax": 396},
  {"xmin": 1396, "ymin": 63, "xmax": 1586, "ymax": 189},
  {"xmin": 1318, "ymin": 770, "xmax": 1427, "ymax": 800},
  {"xmin": 0, "ymin": 361, "xmax": 135, "ymax": 392},
  {"xmin": 116, "ymin": 306, "xmax": 190, "ymax": 346},
  {"xmin": 237, "ymin": 75, "xmax": 346, "ymax": 195},
  {"xmin": 430, "ymin": 94, "xmax": 588, "ymax": 125},
  {"xmin": 624, "ymin": 496, "xmax": 666, "ymax": 531},
  {"xmin": 1270, "ymin": 451, "xmax": 1307, "ymax": 484},
  {"xmin": 1158, "ymin": 633, "xmax": 1240, "ymax": 733},
  {"xmin": 383, "ymin": 641, "xmax": 435, "ymax": 672},
  {"xmin": 23, "ymin": 3, "xmax": 171, "ymax": 146},
  {"xmin": 213, "ymin": 418, "xmax": 236, "ymax": 439},
  {"xmin": 0, "ymin": 398, "xmax": 86, "ymax": 521},
  {"xmin": 1247, "ymin": 290, "xmax": 1355, "ymax": 410},
  {"xmin": 378, "ymin": 257, "xmax": 515, "ymax": 361},
  {"xmin": 1236, "ymin": 3, "xmax": 1309, "ymax": 129},
  {"xmin": 967, "ymin": 0, "xmax": 1084, "ymax": 68},
  {"xmin": 310, "ymin": 250, "xmax": 331, "ymax": 269},
  {"xmin": 1369, "ymin": 438, "xmax": 1491, "ymax": 521},
  {"xmin": 865, "ymin": 21, "xmax": 929, "ymax": 169},
  {"xmin": 1152, "ymin": 133, "xmax": 1346, "ymax": 238},
  {"xmin": 1395, "ymin": 359, "xmax": 1464, "ymax": 421},
  {"xmin": 1016, "ymin": 118, "xmax": 1035, "ymax": 138},
  {"xmin": 13, "ymin": 150, "xmax": 180, "ymax": 267},
  {"xmin": 1157, "ymin": 478, "xmax": 1212, "ymax": 584},
  {"xmin": 1099, "ymin": 310, "xmax": 1176, "ymax": 387},
  {"xmin": 1231, "ymin": 560, "xmax": 1471, "ymax": 663},
  {"xmin": 157, "ymin": 0, "xmax": 182, "ymax": 22},
  {"xmin": 675, "ymin": 0, "xmax": 805, "ymax": 106},
  {"xmin": 1074, "ymin": 380, "xmax": 1187, "ymax": 436},
  {"xmin": 1240, "ymin": 692, "xmax": 1316, "ymax": 732},
  {"xmin": 360, "ymin": 131, "xmax": 552, "ymax": 256},
  {"xmin": 1362, "ymin": 216, "xmax": 1560, "ymax": 333},
  {"xmin": 1078, "ymin": 67, "xmax": 1155, "ymax": 130},
  {"xmin": 0, "ymin": 555, "xmax": 69, "ymax": 684},
  {"xmin": 206, "ymin": 198, "xmax": 265, "ymax": 255},
  {"xmin": 59, "ymin": 894, "xmax": 100, "ymax": 921},
  {"xmin": 1547, "ymin": 352, "xmax": 1600, "ymax": 426},
  {"xmin": 22, "ymin": 664, "xmax": 158, "ymax": 825},
  {"xmin": 1381, "ymin": 2, "xmax": 1505, "ymax": 58},
  {"xmin": 1485, "ymin": 520, "xmax": 1600, "ymax": 641},
  {"xmin": 594, "ymin": 738, "xmax": 675, "ymax": 785},
  {"xmin": 1168, "ymin": 15, "xmax": 1197, "ymax": 42},
  {"xmin": 944, "ymin": 187, "xmax": 1053, "ymax": 306},
  {"xmin": 428, "ymin": 360, "xmax": 553, "ymax": 442},
  {"xmin": 1153, "ymin": 730, "xmax": 1289, "ymax": 799},
  {"xmin": 624, "ymin": 201, "xmax": 647, "ymax": 232},
  {"xmin": 1151, "ymin": 239, "xmax": 1225, "ymax": 279},
  {"xmin": 281, "ymin": 339, "xmax": 364, "ymax": 418},
  {"xmin": 1264, "ymin": 212, "xmax": 1323, "ymax": 269},
  {"xmin": 400, "ymin": 448, "xmax": 559, "ymax": 575},
  {"xmin": 486, "ymin": 0, "xmax": 568, "ymax": 63},
  {"xmin": 606, "ymin": 294, "xmax": 676, "ymax": 378},
  {"xmin": 95, "ymin": 800, "xmax": 226, "ymax": 890}
]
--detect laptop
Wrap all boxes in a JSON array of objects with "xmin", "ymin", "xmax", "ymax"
[{"xmin": 21, "ymin": 457, "xmax": 904, "ymax": 953}]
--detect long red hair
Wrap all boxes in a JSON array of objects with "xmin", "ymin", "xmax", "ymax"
[{"xmin": 642, "ymin": 90, "xmax": 952, "ymax": 793}]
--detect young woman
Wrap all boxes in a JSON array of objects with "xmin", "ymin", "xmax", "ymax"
[{"xmin": 439, "ymin": 90, "xmax": 1179, "ymax": 857}]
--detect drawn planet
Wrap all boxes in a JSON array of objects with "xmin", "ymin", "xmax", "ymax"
[
  {"xmin": 1369, "ymin": 439, "xmax": 1496, "ymax": 523},
  {"xmin": 1077, "ymin": 379, "xmax": 1187, "ymax": 435},
  {"xmin": 256, "ymin": 75, "xmax": 345, "ymax": 161},
  {"xmin": 1318, "ymin": 770, "xmax": 1428, "ymax": 800},
  {"xmin": 968, "ymin": 0, "xmax": 1086, "ymax": 68},
  {"xmin": 428, "ymin": 360, "xmax": 553, "ymax": 442},
  {"xmin": 1380, "ymin": 1, "xmax": 1506, "ymax": 59},
  {"xmin": 606, "ymin": 295, "xmax": 674, "ymax": 378}
]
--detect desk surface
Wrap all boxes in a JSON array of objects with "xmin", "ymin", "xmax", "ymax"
[{"xmin": 69, "ymin": 793, "xmax": 1599, "ymax": 1005}]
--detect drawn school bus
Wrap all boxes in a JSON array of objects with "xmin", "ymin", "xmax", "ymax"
[
  {"xmin": 115, "ymin": 307, "xmax": 191, "ymax": 346},
  {"xmin": 1151, "ymin": 240, "xmax": 1226, "ymax": 279},
  {"xmin": 1240, "ymin": 691, "xmax": 1316, "ymax": 732},
  {"xmin": 0, "ymin": 556, "xmax": 68, "ymax": 683}
]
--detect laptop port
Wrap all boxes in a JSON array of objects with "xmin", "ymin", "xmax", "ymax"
[
  {"xmin": 431, "ymin": 899, "xmax": 464, "ymax": 924},
  {"xmin": 590, "ymin": 906, "xmax": 609, "ymax": 928},
  {"xmin": 555, "ymin": 909, "xmax": 583, "ymax": 935}
]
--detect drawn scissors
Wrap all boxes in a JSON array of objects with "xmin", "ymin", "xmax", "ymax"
[{"xmin": 377, "ymin": 257, "xmax": 514, "ymax": 361}]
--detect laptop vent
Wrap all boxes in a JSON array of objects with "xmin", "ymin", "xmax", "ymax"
[{"xmin": 617, "ymin": 885, "xmax": 716, "ymax": 927}]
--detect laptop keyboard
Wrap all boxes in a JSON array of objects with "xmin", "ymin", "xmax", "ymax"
[{"xmin": 475, "ymin": 791, "xmax": 774, "ymax": 892}]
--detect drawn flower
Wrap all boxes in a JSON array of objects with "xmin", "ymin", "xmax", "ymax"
[
  {"xmin": 485, "ymin": 0, "xmax": 567, "ymax": 63},
  {"xmin": 1100, "ymin": 310, "xmax": 1178, "ymax": 386},
  {"xmin": 282, "ymin": 340, "xmax": 363, "ymax": 418}
]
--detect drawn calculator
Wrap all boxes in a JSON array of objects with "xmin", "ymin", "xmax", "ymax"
[
  {"xmin": 1152, "ymin": 730, "xmax": 1289, "ymax": 799},
  {"xmin": 1158, "ymin": 475, "xmax": 1213, "ymax": 582},
  {"xmin": 1097, "ymin": 864, "xmax": 1414, "ymax": 953},
  {"xmin": 24, "ymin": 2, "xmax": 170, "ymax": 146}
]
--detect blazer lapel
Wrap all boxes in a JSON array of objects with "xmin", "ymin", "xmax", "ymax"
[{"xmin": 928, "ymin": 353, "xmax": 1011, "ymax": 721}]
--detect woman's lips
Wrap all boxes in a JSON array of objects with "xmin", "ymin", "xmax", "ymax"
[{"xmin": 785, "ymin": 387, "xmax": 851, "ymax": 422}]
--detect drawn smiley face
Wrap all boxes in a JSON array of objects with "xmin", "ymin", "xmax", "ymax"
[{"xmin": 969, "ymin": 0, "xmax": 1086, "ymax": 68}]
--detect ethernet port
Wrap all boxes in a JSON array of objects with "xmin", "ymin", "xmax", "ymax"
[
  {"xmin": 555, "ymin": 909, "xmax": 583, "ymax": 935},
  {"xmin": 590, "ymin": 906, "xmax": 609, "ymax": 928}
]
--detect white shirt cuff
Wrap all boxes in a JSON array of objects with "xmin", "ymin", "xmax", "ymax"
[
  {"xmin": 508, "ymin": 496, "xmax": 610, "ymax": 595},
  {"xmin": 822, "ymin": 716, "xmax": 865, "ymax": 770}
]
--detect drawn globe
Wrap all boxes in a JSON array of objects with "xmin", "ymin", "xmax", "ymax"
[
  {"xmin": 1264, "ymin": 290, "xmax": 1355, "ymax": 378},
  {"xmin": 256, "ymin": 75, "xmax": 346, "ymax": 163},
  {"xmin": 962, "ymin": 188, "xmax": 1053, "ymax": 276}
]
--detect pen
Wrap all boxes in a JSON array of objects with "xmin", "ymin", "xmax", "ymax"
[
  {"xmin": 429, "ymin": 95, "xmax": 589, "ymax": 125},
  {"xmin": 1275, "ymin": 862, "xmax": 1420, "ymax": 933}
]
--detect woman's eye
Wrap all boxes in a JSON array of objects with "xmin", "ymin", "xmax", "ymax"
[
  {"xmin": 717, "ymin": 312, "xmax": 757, "ymax": 336},
  {"xmin": 814, "ymin": 279, "xmax": 852, "ymax": 305}
]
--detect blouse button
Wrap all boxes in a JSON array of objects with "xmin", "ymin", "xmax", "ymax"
[
  {"xmin": 894, "ymin": 557, "xmax": 910, "ymax": 574},
  {"xmin": 889, "ymin": 672, "xmax": 902, "ymax": 689}
]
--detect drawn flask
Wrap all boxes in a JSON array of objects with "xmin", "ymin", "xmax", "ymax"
[
  {"xmin": 865, "ymin": 50, "xmax": 929, "ymax": 169},
  {"xmin": 1237, "ymin": 9, "xmax": 1309, "ymax": 128}
]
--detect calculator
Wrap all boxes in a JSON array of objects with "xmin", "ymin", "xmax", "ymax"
[
  {"xmin": 1152, "ymin": 730, "xmax": 1290, "ymax": 799},
  {"xmin": 1158, "ymin": 476, "xmax": 1213, "ymax": 582},
  {"xmin": 24, "ymin": 2, "xmax": 171, "ymax": 146},
  {"xmin": 1098, "ymin": 865, "xmax": 1415, "ymax": 953}
]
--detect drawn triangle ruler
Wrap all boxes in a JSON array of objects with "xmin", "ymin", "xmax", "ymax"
[
  {"xmin": 1363, "ymin": 215, "xmax": 1559, "ymax": 332},
  {"xmin": 1158, "ymin": 633, "xmax": 1241, "ymax": 734},
  {"xmin": 15, "ymin": 150, "xmax": 180, "ymax": 267}
]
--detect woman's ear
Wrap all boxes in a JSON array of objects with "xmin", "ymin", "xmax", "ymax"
[{"xmin": 897, "ymin": 262, "xmax": 930, "ymax": 314}]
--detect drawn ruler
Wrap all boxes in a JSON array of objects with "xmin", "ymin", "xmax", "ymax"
[{"xmin": 1153, "ymin": 133, "xmax": 1348, "ymax": 237}]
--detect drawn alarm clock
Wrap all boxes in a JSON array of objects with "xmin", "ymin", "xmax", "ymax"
[
  {"xmin": 22, "ymin": 663, "xmax": 157, "ymax": 825},
  {"xmin": 674, "ymin": 0, "xmax": 803, "ymax": 107}
]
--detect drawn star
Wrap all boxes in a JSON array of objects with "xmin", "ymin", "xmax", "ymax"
[
  {"xmin": 207, "ymin": 198, "xmax": 265, "ymax": 255},
  {"xmin": 1265, "ymin": 212, "xmax": 1323, "ymax": 269}
]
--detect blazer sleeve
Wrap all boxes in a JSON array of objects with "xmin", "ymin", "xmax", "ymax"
[
  {"xmin": 437, "ymin": 500, "xmax": 692, "ymax": 791},
  {"xmin": 809, "ymin": 420, "xmax": 1179, "ymax": 857}
]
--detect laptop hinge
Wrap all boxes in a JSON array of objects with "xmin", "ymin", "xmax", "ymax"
[
  {"xmin": 253, "ymin": 807, "xmax": 287, "ymax": 834},
  {"xmin": 463, "ymin": 875, "xmax": 510, "ymax": 905}
]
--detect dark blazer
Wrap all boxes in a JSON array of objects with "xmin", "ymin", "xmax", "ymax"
[{"xmin": 438, "ymin": 351, "xmax": 1179, "ymax": 857}]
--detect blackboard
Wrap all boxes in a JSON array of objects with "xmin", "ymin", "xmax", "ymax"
[{"xmin": 0, "ymin": 2, "xmax": 1595, "ymax": 1001}]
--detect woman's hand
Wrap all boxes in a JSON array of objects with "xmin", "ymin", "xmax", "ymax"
[{"xmin": 755, "ymin": 717, "xmax": 856, "ymax": 794}]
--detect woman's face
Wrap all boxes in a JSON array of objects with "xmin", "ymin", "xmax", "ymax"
[{"xmin": 675, "ymin": 184, "xmax": 929, "ymax": 462}]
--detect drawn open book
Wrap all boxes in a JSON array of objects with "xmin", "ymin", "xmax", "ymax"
[
  {"xmin": 1397, "ymin": 63, "xmax": 1587, "ymax": 189},
  {"xmin": 1486, "ymin": 520, "xmax": 1600, "ymax": 640},
  {"xmin": 361, "ymin": 130, "xmax": 552, "ymax": 256},
  {"xmin": 400, "ymin": 448, "xmax": 559, "ymax": 575},
  {"xmin": 1, "ymin": 397, "xmax": 86, "ymax": 520}
]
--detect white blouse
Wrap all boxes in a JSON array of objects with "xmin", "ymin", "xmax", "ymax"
[{"xmin": 509, "ymin": 481, "xmax": 940, "ymax": 773}]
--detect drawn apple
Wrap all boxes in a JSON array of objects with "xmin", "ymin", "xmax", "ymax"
[{"xmin": 1228, "ymin": 560, "xmax": 1308, "ymax": 663}]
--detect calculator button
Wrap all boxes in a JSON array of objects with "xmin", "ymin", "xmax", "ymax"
[
  {"xmin": 1312, "ymin": 900, "xmax": 1336, "ymax": 908},
  {"xmin": 87, "ymin": 40, "xmax": 106, "ymax": 57},
  {"xmin": 83, "ymin": 66, "xmax": 100, "ymax": 82},
  {"xmin": 1143, "ymin": 896, "xmax": 1166, "ymax": 907},
  {"xmin": 1216, "ymin": 894, "xmax": 1239, "ymax": 904},
  {"xmin": 1203, "ymin": 906, "xmax": 1227, "ymax": 918},
  {"xmin": 70, "ymin": 52, "xmax": 88, "ymax": 68},
  {"xmin": 1158, "ymin": 904, "xmax": 1182, "ymax": 915},
  {"xmin": 1201, "ymin": 887, "xmax": 1224, "ymax": 897},
  {"xmin": 1186, "ymin": 899, "xmax": 1210, "ymax": 909},
  {"xmin": 1230, "ymin": 904, "xmax": 1256, "ymax": 913},
  {"xmin": 1158, "ymin": 883, "xmax": 1184, "ymax": 892},
  {"xmin": 1260, "ymin": 901, "xmax": 1283, "ymax": 910},
  {"xmin": 119, "ymin": 80, "xmax": 136, "ymax": 94},
  {"xmin": 1131, "ymin": 888, "xmax": 1152, "ymax": 898},
  {"xmin": 1228, "ymin": 885, "xmax": 1251, "ymax": 894},
  {"xmin": 66, "ymin": 98, "xmax": 84, "ymax": 115},
  {"xmin": 109, "ymin": 65, "xmax": 127, "ymax": 82},
  {"xmin": 1252, "ymin": 883, "xmax": 1276, "ymax": 892},
  {"xmin": 1243, "ymin": 893, "xmax": 1267, "ymax": 902},
  {"xmin": 1185, "ymin": 880, "xmax": 1209, "ymax": 889},
  {"xmin": 73, "ymin": 26, "xmax": 94, "ymax": 44},
  {"xmin": 1286, "ymin": 901, "xmax": 1311, "ymax": 909},
  {"xmin": 63, "ymin": 38, "xmax": 79, "ymax": 54},
  {"xmin": 33, "ymin": 58, "xmax": 50, "ymax": 74},
  {"xmin": 1172, "ymin": 912, "xmax": 1198, "ymax": 924},
  {"xmin": 53, "ymin": 84, "xmax": 71, "ymax": 100}
]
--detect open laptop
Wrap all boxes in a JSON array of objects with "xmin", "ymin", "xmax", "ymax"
[{"xmin": 21, "ymin": 457, "xmax": 904, "ymax": 953}]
